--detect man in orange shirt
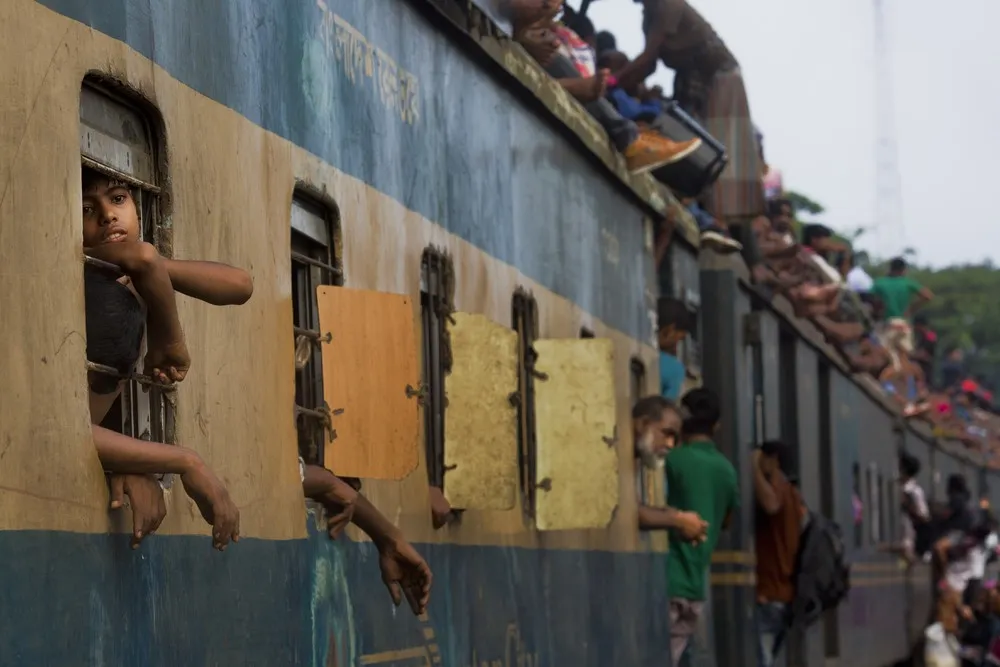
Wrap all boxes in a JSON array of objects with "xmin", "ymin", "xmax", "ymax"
[{"xmin": 753, "ymin": 440, "xmax": 804, "ymax": 667}]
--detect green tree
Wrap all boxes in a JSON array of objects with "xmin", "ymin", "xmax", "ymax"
[{"xmin": 784, "ymin": 190, "xmax": 826, "ymax": 217}]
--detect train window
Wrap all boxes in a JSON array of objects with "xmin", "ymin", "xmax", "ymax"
[
  {"xmin": 290, "ymin": 194, "xmax": 342, "ymax": 464},
  {"xmin": 314, "ymin": 285, "xmax": 420, "ymax": 479},
  {"xmin": 852, "ymin": 462, "xmax": 863, "ymax": 548},
  {"xmin": 630, "ymin": 358, "xmax": 647, "ymax": 408},
  {"xmin": 533, "ymin": 336, "xmax": 618, "ymax": 531},
  {"xmin": 512, "ymin": 289, "xmax": 539, "ymax": 517},
  {"xmin": 630, "ymin": 358, "xmax": 649, "ymax": 502},
  {"xmin": 442, "ymin": 311, "xmax": 519, "ymax": 511},
  {"xmin": 80, "ymin": 80, "xmax": 173, "ymax": 451},
  {"xmin": 420, "ymin": 247, "xmax": 452, "ymax": 490},
  {"xmin": 868, "ymin": 463, "xmax": 881, "ymax": 545}
]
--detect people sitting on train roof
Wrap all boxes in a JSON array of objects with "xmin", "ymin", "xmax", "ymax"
[
  {"xmin": 753, "ymin": 439, "xmax": 804, "ymax": 667},
  {"xmin": 800, "ymin": 223, "xmax": 849, "ymax": 284},
  {"xmin": 666, "ymin": 387, "xmax": 739, "ymax": 665},
  {"xmin": 300, "ymin": 460, "xmax": 433, "ymax": 615},
  {"xmin": 678, "ymin": 196, "xmax": 742, "ymax": 254},
  {"xmin": 631, "ymin": 396, "xmax": 708, "ymax": 542},
  {"xmin": 601, "ymin": 0, "xmax": 766, "ymax": 255},
  {"xmin": 515, "ymin": 7, "xmax": 701, "ymax": 174},
  {"xmin": 656, "ymin": 297, "xmax": 692, "ymax": 401},
  {"xmin": 82, "ymin": 168, "xmax": 252, "ymax": 550},
  {"xmin": 871, "ymin": 257, "xmax": 934, "ymax": 348},
  {"xmin": 846, "ymin": 253, "xmax": 875, "ymax": 294},
  {"xmin": 912, "ymin": 313, "xmax": 938, "ymax": 386},
  {"xmin": 941, "ymin": 348, "xmax": 967, "ymax": 394}
]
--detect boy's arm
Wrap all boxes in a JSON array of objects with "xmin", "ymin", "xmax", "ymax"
[
  {"xmin": 93, "ymin": 423, "xmax": 197, "ymax": 474},
  {"xmin": 93, "ymin": 425, "xmax": 240, "ymax": 550},
  {"xmin": 85, "ymin": 242, "xmax": 188, "ymax": 383},
  {"xmin": 163, "ymin": 258, "xmax": 254, "ymax": 306},
  {"xmin": 639, "ymin": 504, "xmax": 708, "ymax": 542}
]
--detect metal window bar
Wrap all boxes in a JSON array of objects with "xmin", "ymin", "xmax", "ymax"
[
  {"xmin": 290, "ymin": 217, "xmax": 341, "ymax": 464},
  {"xmin": 513, "ymin": 291, "xmax": 538, "ymax": 516},
  {"xmin": 421, "ymin": 250, "xmax": 448, "ymax": 488},
  {"xmin": 630, "ymin": 358, "xmax": 646, "ymax": 408}
]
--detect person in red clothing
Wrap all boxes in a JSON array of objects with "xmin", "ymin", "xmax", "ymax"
[{"xmin": 753, "ymin": 440, "xmax": 804, "ymax": 667}]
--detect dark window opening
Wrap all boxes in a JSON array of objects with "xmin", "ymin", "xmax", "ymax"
[
  {"xmin": 630, "ymin": 358, "xmax": 647, "ymax": 408},
  {"xmin": 421, "ymin": 247, "xmax": 452, "ymax": 489},
  {"xmin": 512, "ymin": 289, "xmax": 539, "ymax": 517},
  {"xmin": 290, "ymin": 195, "xmax": 342, "ymax": 465},
  {"xmin": 80, "ymin": 80, "xmax": 172, "ymax": 449}
]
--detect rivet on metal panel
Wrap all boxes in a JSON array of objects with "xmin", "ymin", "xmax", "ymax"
[
  {"xmin": 508, "ymin": 391, "xmax": 521, "ymax": 409},
  {"xmin": 536, "ymin": 477, "xmax": 553, "ymax": 492},
  {"xmin": 406, "ymin": 383, "xmax": 428, "ymax": 400}
]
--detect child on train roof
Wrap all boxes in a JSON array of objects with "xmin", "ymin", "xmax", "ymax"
[{"xmin": 82, "ymin": 167, "xmax": 253, "ymax": 550}]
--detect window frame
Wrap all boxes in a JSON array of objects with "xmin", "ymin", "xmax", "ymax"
[
  {"xmin": 80, "ymin": 79, "xmax": 174, "ymax": 455},
  {"xmin": 630, "ymin": 357, "xmax": 650, "ymax": 503},
  {"xmin": 512, "ymin": 289, "xmax": 539, "ymax": 518},
  {"xmin": 290, "ymin": 192, "xmax": 343, "ymax": 465},
  {"xmin": 420, "ymin": 246, "xmax": 453, "ymax": 489}
]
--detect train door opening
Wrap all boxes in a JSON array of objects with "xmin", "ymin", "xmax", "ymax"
[{"xmin": 817, "ymin": 362, "xmax": 841, "ymax": 660}]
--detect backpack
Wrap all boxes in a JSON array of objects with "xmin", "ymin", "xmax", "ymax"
[{"xmin": 788, "ymin": 511, "xmax": 851, "ymax": 629}]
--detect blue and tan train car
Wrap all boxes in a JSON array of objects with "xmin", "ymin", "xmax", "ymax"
[{"xmin": 0, "ymin": 0, "xmax": 715, "ymax": 664}]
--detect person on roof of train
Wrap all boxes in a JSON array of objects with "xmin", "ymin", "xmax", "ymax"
[
  {"xmin": 632, "ymin": 395, "xmax": 709, "ymax": 543},
  {"xmin": 82, "ymin": 167, "xmax": 253, "ymax": 551},
  {"xmin": 513, "ymin": 3, "xmax": 702, "ymax": 175},
  {"xmin": 595, "ymin": 0, "xmax": 768, "ymax": 275},
  {"xmin": 666, "ymin": 387, "xmax": 739, "ymax": 665},
  {"xmin": 753, "ymin": 439, "xmax": 805, "ymax": 667}
]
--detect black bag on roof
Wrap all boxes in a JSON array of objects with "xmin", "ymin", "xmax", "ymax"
[{"xmin": 788, "ymin": 511, "xmax": 851, "ymax": 629}]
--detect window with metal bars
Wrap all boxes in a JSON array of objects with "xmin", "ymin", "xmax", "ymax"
[
  {"xmin": 421, "ymin": 247, "xmax": 451, "ymax": 489},
  {"xmin": 630, "ymin": 358, "xmax": 650, "ymax": 503},
  {"xmin": 512, "ymin": 289, "xmax": 539, "ymax": 516},
  {"xmin": 629, "ymin": 358, "xmax": 646, "ymax": 408},
  {"xmin": 81, "ymin": 80, "xmax": 173, "ymax": 448},
  {"xmin": 290, "ymin": 195, "xmax": 342, "ymax": 465}
]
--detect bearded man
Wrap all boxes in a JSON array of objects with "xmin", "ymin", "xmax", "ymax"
[{"xmin": 633, "ymin": 395, "xmax": 707, "ymax": 542}]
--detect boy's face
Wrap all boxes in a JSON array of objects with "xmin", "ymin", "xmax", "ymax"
[
  {"xmin": 658, "ymin": 325, "xmax": 688, "ymax": 351},
  {"xmin": 82, "ymin": 178, "xmax": 140, "ymax": 247}
]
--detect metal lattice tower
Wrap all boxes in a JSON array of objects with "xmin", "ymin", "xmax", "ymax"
[{"xmin": 873, "ymin": 0, "xmax": 905, "ymax": 254}]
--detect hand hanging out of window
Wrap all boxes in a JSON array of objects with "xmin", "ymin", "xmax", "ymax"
[{"xmin": 301, "ymin": 461, "xmax": 433, "ymax": 615}]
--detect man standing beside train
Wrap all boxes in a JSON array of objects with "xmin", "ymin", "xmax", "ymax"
[
  {"xmin": 666, "ymin": 388, "xmax": 739, "ymax": 664},
  {"xmin": 753, "ymin": 440, "xmax": 804, "ymax": 667}
]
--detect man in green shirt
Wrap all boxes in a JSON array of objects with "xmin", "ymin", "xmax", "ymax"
[
  {"xmin": 666, "ymin": 387, "xmax": 739, "ymax": 664},
  {"xmin": 871, "ymin": 257, "xmax": 933, "ymax": 321}
]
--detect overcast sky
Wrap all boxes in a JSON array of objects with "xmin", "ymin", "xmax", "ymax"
[{"xmin": 574, "ymin": 0, "xmax": 1000, "ymax": 268}]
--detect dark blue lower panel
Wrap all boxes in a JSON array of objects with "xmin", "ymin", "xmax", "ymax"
[{"xmin": 0, "ymin": 527, "xmax": 670, "ymax": 666}]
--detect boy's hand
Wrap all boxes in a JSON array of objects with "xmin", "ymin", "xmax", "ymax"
[
  {"xmin": 180, "ymin": 459, "xmax": 240, "ymax": 551},
  {"xmin": 109, "ymin": 473, "xmax": 166, "ymax": 549},
  {"xmin": 377, "ymin": 537, "xmax": 433, "ymax": 615},
  {"xmin": 143, "ymin": 338, "xmax": 190, "ymax": 387},
  {"xmin": 319, "ymin": 476, "xmax": 358, "ymax": 540}
]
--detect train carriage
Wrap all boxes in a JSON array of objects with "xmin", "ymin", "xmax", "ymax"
[{"xmin": 1, "ymin": 0, "xmax": 993, "ymax": 666}]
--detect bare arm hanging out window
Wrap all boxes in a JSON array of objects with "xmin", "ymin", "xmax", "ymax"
[{"xmin": 301, "ymin": 462, "xmax": 433, "ymax": 615}]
